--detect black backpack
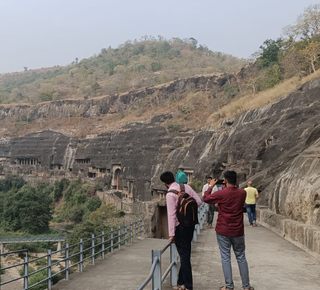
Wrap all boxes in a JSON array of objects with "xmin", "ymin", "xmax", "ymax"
[{"xmin": 169, "ymin": 183, "xmax": 199, "ymax": 228}]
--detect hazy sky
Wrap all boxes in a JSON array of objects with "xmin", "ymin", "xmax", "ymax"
[{"xmin": 1, "ymin": 0, "xmax": 319, "ymax": 74}]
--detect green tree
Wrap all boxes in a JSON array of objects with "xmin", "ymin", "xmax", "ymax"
[
  {"xmin": 2, "ymin": 184, "xmax": 52, "ymax": 234},
  {"xmin": 69, "ymin": 207, "xmax": 85, "ymax": 223},
  {"xmin": 258, "ymin": 39, "xmax": 283, "ymax": 68},
  {"xmin": 91, "ymin": 82, "xmax": 101, "ymax": 96},
  {"xmin": 64, "ymin": 178, "xmax": 82, "ymax": 203},
  {"xmin": 86, "ymin": 196, "xmax": 102, "ymax": 212},
  {"xmin": 0, "ymin": 175, "xmax": 26, "ymax": 192},
  {"xmin": 54, "ymin": 178, "xmax": 70, "ymax": 202}
]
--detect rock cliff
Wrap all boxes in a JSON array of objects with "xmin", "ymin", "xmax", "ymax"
[{"xmin": 0, "ymin": 75, "xmax": 319, "ymax": 259}]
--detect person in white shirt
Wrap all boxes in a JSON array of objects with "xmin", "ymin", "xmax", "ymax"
[{"xmin": 202, "ymin": 175, "xmax": 218, "ymax": 228}]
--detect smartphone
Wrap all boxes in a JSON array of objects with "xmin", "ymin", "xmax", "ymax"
[{"xmin": 216, "ymin": 179, "xmax": 224, "ymax": 185}]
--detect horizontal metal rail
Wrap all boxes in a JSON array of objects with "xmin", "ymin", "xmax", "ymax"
[
  {"xmin": 137, "ymin": 256, "xmax": 160, "ymax": 290},
  {"xmin": 0, "ymin": 249, "xmax": 28, "ymax": 256},
  {"xmin": 162, "ymin": 261, "xmax": 175, "ymax": 283},
  {"xmin": 0, "ymin": 236, "xmax": 66, "ymax": 243},
  {"xmin": 0, "ymin": 219, "xmax": 144, "ymax": 290}
]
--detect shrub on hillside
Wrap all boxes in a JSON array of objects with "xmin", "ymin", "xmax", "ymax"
[
  {"xmin": 189, "ymin": 180, "xmax": 203, "ymax": 193},
  {"xmin": 86, "ymin": 197, "xmax": 102, "ymax": 213},
  {"xmin": 224, "ymin": 83, "xmax": 239, "ymax": 99},
  {"xmin": 65, "ymin": 220, "xmax": 109, "ymax": 263}
]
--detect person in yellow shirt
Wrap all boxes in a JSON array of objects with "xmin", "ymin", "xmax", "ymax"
[{"xmin": 244, "ymin": 181, "xmax": 260, "ymax": 227}]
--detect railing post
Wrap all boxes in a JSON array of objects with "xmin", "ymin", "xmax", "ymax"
[
  {"xmin": 196, "ymin": 223, "xmax": 200, "ymax": 235},
  {"xmin": 198, "ymin": 208, "xmax": 203, "ymax": 230},
  {"xmin": 118, "ymin": 226, "xmax": 121, "ymax": 250},
  {"xmin": 124, "ymin": 224, "xmax": 128, "ymax": 245},
  {"xmin": 23, "ymin": 255, "xmax": 28, "ymax": 290},
  {"xmin": 202, "ymin": 204, "xmax": 206, "ymax": 224},
  {"xmin": 91, "ymin": 234, "xmax": 95, "ymax": 265},
  {"xmin": 79, "ymin": 239, "xmax": 83, "ymax": 272},
  {"xmin": 101, "ymin": 231, "xmax": 105, "ymax": 259},
  {"xmin": 140, "ymin": 219, "xmax": 143, "ymax": 236},
  {"xmin": 135, "ymin": 220, "xmax": 138, "ymax": 239},
  {"xmin": 193, "ymin": 227, "xmax": 197, "ymax": 242},
  {"xmin": 65, "ymin": 243, "xmax": 69, "ymax": 280},
  {"xmin": 110, "ymin": 228, "xmax": 114, "ymax": 254},
  {"xmin": 170, "ymin": 243, "xmax": 178, "ymax": 287},
  {"xmin": 130, "ymin": 222, "xmax": 133, "ymax": 243},
  {"xmin": 152, "ymin": 249, "xmax": 162, "ymax": 290},
  {"xmin": 47, "ymin": 249, "xmax": 52, "ymax": 290},
  {"xmin": 57, "ymin": 241, "xmax": 62, "ymax": 252}
]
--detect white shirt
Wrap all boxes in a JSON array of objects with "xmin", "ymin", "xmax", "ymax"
[
  {"xmin": 202, "ymin": 184, "xmax": 219, "ymax": 196},
  {"xmin": 202, "ymin": 183, "xmax": 210, "ymax": 196}
]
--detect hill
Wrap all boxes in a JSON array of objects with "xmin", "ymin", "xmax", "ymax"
[{"xmin": 0, "ymin": 37, "xmax": 246, "ymax": 105}]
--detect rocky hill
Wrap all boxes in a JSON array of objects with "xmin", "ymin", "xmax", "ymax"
[
  {"xmin": 0, "ymin": 38, "xmax": 245, "ymax": 104},
  {"xmin": 0, "ymin": 70, "xmax": 319, "ymax": 259}
]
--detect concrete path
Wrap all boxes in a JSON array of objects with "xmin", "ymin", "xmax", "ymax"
[
  {"xmin": 52, "ymin": 237, "xmax": 169, "ymax": 290},
  {"xmin": 52, "ymin": 220, "xmax": 320, "ymax": 290}
]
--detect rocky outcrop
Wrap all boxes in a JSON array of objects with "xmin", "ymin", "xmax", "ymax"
[
  {"xmin": 0, "ymin": 74, "xmax": 226, "ymax": 120},
  {"xmin": 0, "ymin": 75, "xmax": 319, "ymax": 258}
]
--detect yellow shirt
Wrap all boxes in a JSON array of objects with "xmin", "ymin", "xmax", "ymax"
[{"xmin": 245, "ymin": 187, "xmax": 258, "ymax": 204}]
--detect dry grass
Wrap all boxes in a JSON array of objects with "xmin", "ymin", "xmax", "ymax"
[
  {"xmin": 207, "ymin": 70, "xmax": 320, "ymax": 127},
  {"xmin": 1, "ymin": 70, "xmax": 319, "ymax": 138}
]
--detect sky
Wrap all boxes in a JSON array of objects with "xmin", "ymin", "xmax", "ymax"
[{"xmin": 1, "ymin": 0, "xmax": 320, "ymax": 74}]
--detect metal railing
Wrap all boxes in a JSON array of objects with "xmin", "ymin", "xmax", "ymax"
[
  {"xmin": 137, "ymin": 242, "xmax": 178, "ymax": 290},
  {"xmin": 138, "ymin": 204, "xmax": 206, "ymax": 290},
  {"xmin": 0, "ymin": 219, "xmax": 143, "ymax": 290}
]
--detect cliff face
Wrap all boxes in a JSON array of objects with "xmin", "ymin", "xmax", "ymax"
[
  {"xmin": 0, "ymin": 75, "xmax": 319, "ymax": 258},
  {"xmin": 0, "ymin": 74, "xmax": 226, "ymax": 120}
]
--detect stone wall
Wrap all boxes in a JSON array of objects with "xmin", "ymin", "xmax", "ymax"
[{"xmin": 258, "ymin": 207, "xmax": 320, "ymax": 261}]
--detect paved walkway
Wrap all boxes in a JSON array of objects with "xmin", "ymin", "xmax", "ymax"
[{"xmin": 52, "ymin": 220, "xmax": 320, "ymax": 290}]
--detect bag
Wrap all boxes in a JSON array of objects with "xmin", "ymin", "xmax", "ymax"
[{"xmin": 169, "ymin": 183, "xmax": 199, "ymax": 227}]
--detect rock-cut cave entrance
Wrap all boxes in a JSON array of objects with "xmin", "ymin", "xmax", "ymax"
[{"xmin": 156, "ymin": 205, "xmax": 168, "ymax": 239}]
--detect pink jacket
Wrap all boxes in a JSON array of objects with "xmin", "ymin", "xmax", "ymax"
[{"xmin": 166, "ymin": 182, "xmax": 202, "ymax": 237}]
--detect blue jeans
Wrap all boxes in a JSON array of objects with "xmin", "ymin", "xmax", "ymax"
[
  {"xmin": 216, "ymin": 233, "xmax": 250, "ymax": 289},
  {"xmin": 175, "ymin": 224, "xmax": 195, "ymax": 290},
  {"xmin": 245, "ymin": 204, "xmax": 256, "ymax": 225}
]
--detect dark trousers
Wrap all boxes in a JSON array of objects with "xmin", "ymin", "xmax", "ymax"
[
  {"xmin": 206, "ymin": 203, "xmax": 215, "ymax": 225},
  {"xmin": 175, "ymin": 224, "xmax": 195, "ymax": 290}
]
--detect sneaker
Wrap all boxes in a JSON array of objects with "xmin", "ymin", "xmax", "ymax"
[
  {"xmin": 253, "ymin": 221, "xmax": 257, "ymax": 227},
  {"xmin": 249, "ymin": 224, "xmax": 253, "ymax": 227}
]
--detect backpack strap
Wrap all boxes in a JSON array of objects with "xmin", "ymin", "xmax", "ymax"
[
  {"xmin": 168, "ymin": 189, "xmax": 179, "ymax": 194},
  {"xmin": 168, "ymin": 183, "xmax": 185, "ymax": 195},
  {"xmin": 179, "ymin": 183, "xmax": 185, "ymax": 192}
]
